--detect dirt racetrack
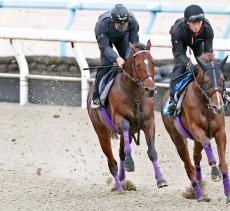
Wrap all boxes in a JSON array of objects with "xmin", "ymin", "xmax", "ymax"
[{"xmin": 0, "ymin": 102, "xmax": 230, "ymax": 211}]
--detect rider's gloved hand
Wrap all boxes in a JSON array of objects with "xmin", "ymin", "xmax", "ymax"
[{"xmin": 116, "ymin": 56, "xmax": 125, "ymax": 68}]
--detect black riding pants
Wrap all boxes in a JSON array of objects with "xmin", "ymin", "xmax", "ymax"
[{"xmin": 169, "ymin": 65, "xmax": 186, "ymax": 99}]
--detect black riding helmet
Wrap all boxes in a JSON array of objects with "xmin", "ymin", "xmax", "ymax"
[
  {"xmin": 184, "ymin": 4, "xmax": 204, "ymax": 22},
  {"xmin": 111, "ymin": 4, "xmax": 129, "ymax": 32},
  {"xmin": 111, "ymin": 4, "xmax": 129, "ymax": 24}
]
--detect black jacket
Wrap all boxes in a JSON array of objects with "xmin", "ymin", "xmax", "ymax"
[
  {"xmin": 170, "ymin": 18, "xmax": 214, "ymax": 67},
  {"xmin": 95, "ymin": 11, "xmax": 139, "ymax": 62}
]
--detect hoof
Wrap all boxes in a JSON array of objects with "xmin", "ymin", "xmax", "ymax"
[
  {"xmin": 211, "ymin": 165, "xmax": 222, "ymax": 182},
  {"xmin": 226, "ymin": 195, "xmax": 230, "ymax": 206},
  {"xmin": 197, "ymin": 195, "xmax": 211, "ymax": 202},
  {"xmin": 124, "ymin": 156, "xmax": 135, "ymax": 172},
  {"xmin": 111, "ymin": 186, "xmax": 124, "ymax": 193},
  {"xmin": 157, "ymin": 178, "xmax": 168, "ymax": 188}
]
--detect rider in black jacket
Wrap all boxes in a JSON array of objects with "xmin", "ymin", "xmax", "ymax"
[
  {"xmin": 91, "ymin": 4, "xmax": 139, "ymax": 108},
  {"xmin": 168, "ymin": 4, "xmax": 214, "ymax": 114}
]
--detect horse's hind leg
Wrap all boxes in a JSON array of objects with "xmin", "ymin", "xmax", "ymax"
[
  {"xmin": 143, "ymin": 119, "xmax": 167, "ymax": 188},
  {"xmin": 95, "ymin": 123, "xmax": 123, "ymax": 192},
  {"xmin": 215, "ymin": 130, "xmax": 230, "ymax": 205},
  {"xmin": 169, "ymin": 130, "xmax": 203, "ymax": 200}
]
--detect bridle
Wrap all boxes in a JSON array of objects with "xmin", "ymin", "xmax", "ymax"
[
  {"xmin": 120, "ymin": 49, "xmax": 156, "ymax": 91},
  {"xmin": 193, "ymin": 61, "xmax": 225, "ymax": 112}
]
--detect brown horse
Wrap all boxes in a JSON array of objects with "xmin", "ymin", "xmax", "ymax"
[
  {"xmin": 87, "ymin": 40, "xmax": 167, "ymax": 192},
  {"xmin": 161, "ymin": 55, "xmax": 230, "ymax": 204}
]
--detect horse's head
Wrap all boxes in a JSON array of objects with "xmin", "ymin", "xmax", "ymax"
[
  {"xmin": 196, "ymin": 56, "xmax": 228, "ymax": 113},
  {"xmin": 124, "ymin": 40, "xmax": 155, "ymax": 97}
]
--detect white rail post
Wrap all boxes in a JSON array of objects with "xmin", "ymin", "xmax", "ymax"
[
  {"xmin": 72, "ymin": 42, "xmax": 90, "ymax": 109},
  {"xmin": 10, "ymin": 39, "xmax": 29, "ymax": 105}
]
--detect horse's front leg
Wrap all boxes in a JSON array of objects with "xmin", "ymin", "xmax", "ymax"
[
  {"xmin": 215, "ymin": 129, "xmax": 230, "ymax": 205},
  {"xmin": 116, "ymin": 117, "xmax": 134, "ymax": 172},
  {"xmin": 193, "ymin": 141, "xmax": 221, "ymax": 182},
  {"xmin": 143, "ymin": 119, "xmax": 168, "ymax": 188}
]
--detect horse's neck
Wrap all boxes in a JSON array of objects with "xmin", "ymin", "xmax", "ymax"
[{"xmin": 191, "ymin": 69, "xmax": 206, "ymax": 102}]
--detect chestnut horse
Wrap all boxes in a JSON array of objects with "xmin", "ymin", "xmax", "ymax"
[
  {"xmin": 161, "ymin": 55, "xmax": 230, "ymax": 204},
  {"xmin": 87, "ymin": 40, "xmax": 167, "ymax": 192}
]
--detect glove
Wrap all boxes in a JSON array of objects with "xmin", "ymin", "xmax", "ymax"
[
  {"xmin": 186, "ymin": 62, "xmax": 196, "ymax": 73},
  {"xmin": 116, "ymin": 56, "xmax": 125, "ymax": 68}
]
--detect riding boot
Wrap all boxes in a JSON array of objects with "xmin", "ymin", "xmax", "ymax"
[
  {"xmin": 91, "ymin": 69, "xmax": 101, "ymax": 108},
  {"xmin": 167, "ymin": 76, "xmax": 176, "ymax": 115},
  {"xmin": 167, "ymin": 93, "xmax": 176, "ymax": 115},
  {"xmin": 91, "ymin": 67, "xmax": 109, "ymax": 108}
]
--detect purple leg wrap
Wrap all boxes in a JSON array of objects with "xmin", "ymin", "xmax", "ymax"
[
  {"xmin": 195, "ymin": 165, "xmax": 202, "ymax": 181},
  {"xmin": 101, "ymin": 107, "xmax": 115, "ymax": 131},
  {"xmin": 118, "ymin": 160, "xmax": 126, "ymax": 180},
  {"xmin": 222, "ymin": 171, "xmax": 230, "ymax": 196},
  {"xmin": 203, "ymin": 143, "xmax": 216, "ymax": 165},
  {"xmin": 123, "ymin": 131, "xmax": 131, "ymax": 156},
  {"xmin": 153, "ymin": 161, "xmax": 162, "ymax": 180},
  {"xmin": 113, "ymin": 175, "xmax": 123, "ymax": 192},
  {"xmin": 192, "ymin": 180, "xmax": 203, "ymax": 199}
]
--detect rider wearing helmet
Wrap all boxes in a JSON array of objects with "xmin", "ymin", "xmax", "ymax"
[
  {"xmin": 168, "ymin": 4, "xmax": 214, "ymax": 115},
  {"xmin": 91, "ymin": 4, "xmax": 139, "ymax": 108}
]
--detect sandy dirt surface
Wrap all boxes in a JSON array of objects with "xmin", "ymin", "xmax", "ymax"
[
  {"xmin": 1, "ymin": 1, "xmax": 230, "ymax": 210},
  {"xmin": 0, "ymin": 102, "xmax": 230, "ymax": 210}
]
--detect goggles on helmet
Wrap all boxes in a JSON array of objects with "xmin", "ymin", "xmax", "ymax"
[{"xmin": 188, "ymin": 13, "xmax": 204, "ymax": 22}]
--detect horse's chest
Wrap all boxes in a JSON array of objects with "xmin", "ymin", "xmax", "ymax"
[{"xmin": 128, "ymin": 111, "xmax": 148, "ymax": 131}]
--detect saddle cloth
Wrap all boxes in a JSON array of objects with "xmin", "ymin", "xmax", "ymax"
[
  {"xmin": 98, "ymin": 67, "xmax": 119, "ymax": 106},
  {"xmin": 162, "ymin": 71, "xmax": 194, "ymax": 140}
]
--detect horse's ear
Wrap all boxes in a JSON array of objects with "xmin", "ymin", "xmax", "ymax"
[
  {"xmin": 129, "ymin": 42, "xmax": 137, "ymax": 53},
  {"xmin": 196, "ymin": 57, "xmax": 206, "ymax": 71},
  {"xmin": 147, "ymin": 39, "xmax": 151, "ymax": 50},
  {"xmin": 219, "ymin": 55, "xmax": 228, "ymax": 69}
]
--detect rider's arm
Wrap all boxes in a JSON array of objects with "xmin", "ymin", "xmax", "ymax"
[
  {"xmin": 128, "ymin": 15, "xmax": 139, "ymax": 44},
  {"xmin": 125, "ymin": 14, "xmax": 139, "ymax": 59},
  {"xmin": 171, "ymin": 33, "xmax": 190, "ymax": 66},
  {"xmin": 204, "ymin": 25, "xmax": 214, "ymax": 53},
  {"xmin": 95, "ymin": 22, "xmax": 119, "ymax": 62}
]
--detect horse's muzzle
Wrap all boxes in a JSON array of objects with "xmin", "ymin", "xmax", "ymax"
[{"xmin": 211, "ymin": 103, "xmax": 224, "ymax": 114}]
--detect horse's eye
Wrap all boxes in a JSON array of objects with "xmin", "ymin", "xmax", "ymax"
[{"xmin": 136, "ymin": 63, "xmax": 141, "ymax": 69}]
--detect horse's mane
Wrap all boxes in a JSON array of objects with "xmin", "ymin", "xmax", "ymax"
[{"xmin": 134, "ymin": 42, "xmax": 148, "ymax": 50}]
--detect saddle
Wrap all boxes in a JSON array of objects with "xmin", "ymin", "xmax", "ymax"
[
  {"xmin": 173, "ymin": 71, "xmax": 194, "ymax": 115},
  {"xmin": 98, "ymin": 67, "xmax": 120, "ymax": 107}
]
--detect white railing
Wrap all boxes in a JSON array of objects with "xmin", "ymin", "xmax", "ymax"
[{"xmin": 0, "ymin": 27, "xmax": 229, "ymax": 107}]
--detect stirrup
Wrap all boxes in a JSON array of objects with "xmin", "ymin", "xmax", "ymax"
[
  {"xmin": 167, "ymin": 102, "xmax": 176, "ymax": 115},
  {"xmin": 91, "ymin": 98, "xmax": 100, "ymax": 109}
]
